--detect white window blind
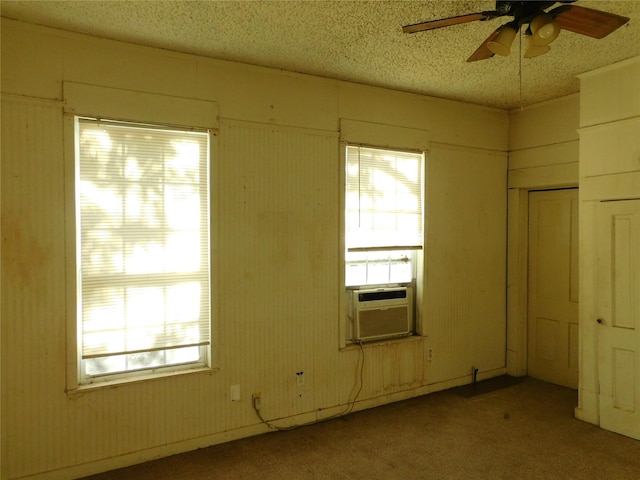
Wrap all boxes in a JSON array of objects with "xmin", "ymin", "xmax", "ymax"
[
  {"xmin": 76, "ymin": 117, "xmax": 210, "ymax": 379},
  {"xmin": 346, "ymin": 145, "xmax": 424, "ymax": 251}
]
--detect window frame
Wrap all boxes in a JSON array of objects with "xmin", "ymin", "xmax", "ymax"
[
  {"xmin": 63, "ymin": 83, "xmax": 219, "ymax": 389},
  {"xmin": 76, "ymin": 117, "xmax": 211, "ymax": 383},
  {"xmin": 338, "ymin": 119, "xmax": 429, "ymax": 349},
  {"xmin": 344, "ymin": 144, "xmax": 425, "ymax": 289}
]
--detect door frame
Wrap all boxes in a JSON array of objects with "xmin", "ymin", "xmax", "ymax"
[{"xmin": 506, "ymin": 183, "xmax": 578, "ymax": 378}]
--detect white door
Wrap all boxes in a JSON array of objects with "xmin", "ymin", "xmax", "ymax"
[
  {"xmin": 597, "ymin": 199, "xmax": 640, "ymax": 439},
  {"xmin": 528, "ymin": 189, "xmax": 579, "ymax": 388}
]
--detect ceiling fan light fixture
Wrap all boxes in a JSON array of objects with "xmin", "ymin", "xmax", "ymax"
[
  {"xmin": 524, "ymin": 34, "xmax": 551, "ymax": 58},
  {"xmin": 487, "ymin": 24, "xmax": 518, "ymax": 56},
  {"xmin": 530, "ymin": 13, "xmax": 561, "ymax": 46},
  {"xmin": 402, "ymin": 2, "xmax": 630, "ymax": 63}
]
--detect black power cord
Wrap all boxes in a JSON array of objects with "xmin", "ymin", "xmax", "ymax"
[{"xmin": 252, "ymin": 341, "xmax": 365, "ymax": 431}]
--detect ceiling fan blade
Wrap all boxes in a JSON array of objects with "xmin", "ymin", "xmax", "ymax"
[
  {"xmin": 403, "ymin": 12, "xmax": 487, "ymax": 34},
  {"xmin": 466, "ymin": 28, "xmax": 499, "ymax": 63},
  {"xmin": 553, "ymin": 5, "xmax": 630, "ymax": 39}
]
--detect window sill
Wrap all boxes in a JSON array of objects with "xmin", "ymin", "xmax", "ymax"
[
  {"xmin": 339, "ymin": 334, "xmax": 426, "ymax": 352},
  {"xmin": 66, "ymin": 365, "xmax": 218, "ymax": 397},
  {"xmin": 345, "ymin": 282, "xmax": 411, "ymax": 291}
]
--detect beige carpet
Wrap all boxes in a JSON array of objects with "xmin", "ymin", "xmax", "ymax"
[{"xmin": 83, "ymin": 377, "xmax": 640, "ymax": 479}]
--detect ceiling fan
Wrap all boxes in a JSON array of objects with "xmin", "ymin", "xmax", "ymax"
[{"xmin": 403, "ymin": 1, "xmax": 630, "ymax": 62}]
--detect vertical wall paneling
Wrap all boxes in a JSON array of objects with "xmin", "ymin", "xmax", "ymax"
[
  {"xmin": 426, "ymin": 144, "xmax": 508, "ymax": 384},
  {"xmin": 2, "ymin": 97, "xmax": 67, "ymax": 477},
  {"xmin": 570, "ymin": 196, "xmax": 579, "ymax": 303},
  {"xmin": 218, "ymin": 120, "xmax": 339, "ymax": 421},
  {"xmin": 2, "ymin": 18, "xmax": 513, "ymax": 478}
]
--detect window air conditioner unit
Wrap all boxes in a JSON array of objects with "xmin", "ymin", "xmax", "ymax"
[{"xmin": 351, "ymin": 286, "xmax": 413, "ymax": 342}]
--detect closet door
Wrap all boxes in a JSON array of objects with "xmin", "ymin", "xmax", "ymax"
[
  {"xmin": 597, "ymin": 199, "xmax": 640, "ymax": 439},
  {"xmin": 527, "ymin": 189, "xmax": 579, "ymax": 388}
]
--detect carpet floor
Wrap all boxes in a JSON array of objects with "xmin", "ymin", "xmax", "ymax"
[{"xmin": 82, "ymin": 377, "xmax": 640, "ymax": 479}]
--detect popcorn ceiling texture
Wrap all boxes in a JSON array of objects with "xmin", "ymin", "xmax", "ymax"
[{"xmin": 2, "ymin": 0, "xmax": 639, "ymax": 109}]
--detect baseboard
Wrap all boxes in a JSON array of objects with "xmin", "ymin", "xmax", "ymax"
[{"xmin": 426, "ymin": 366, "xmax": 509, "ymax": 393}]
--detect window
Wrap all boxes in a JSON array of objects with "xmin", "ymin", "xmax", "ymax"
[
  {"xmin": 345, "ymin": 145, "xmax": 424, "ymax": 287},
  {"xmin": 76, "ymin": 117, "xmax": 211, "ymax": 383}
]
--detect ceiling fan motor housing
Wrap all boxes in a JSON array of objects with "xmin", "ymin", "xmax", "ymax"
[
  {"xmin": 494, "ymin": 1, "xmax": 561, "ymax": 26},
  {"xmin": 495, "ymin": 1, "xmax": 519, "ymax": 16}
]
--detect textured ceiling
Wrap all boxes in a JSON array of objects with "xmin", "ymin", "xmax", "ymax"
[{"xmin": 2, "ymin": 0, "xmax": 640, "ymax": 109}]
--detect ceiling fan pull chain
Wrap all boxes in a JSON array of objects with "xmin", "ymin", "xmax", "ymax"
[{"xmin": 519, "ymin": 29, "xmax": 524, "ymax": 111}]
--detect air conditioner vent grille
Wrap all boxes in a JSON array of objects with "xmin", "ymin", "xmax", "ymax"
[{"xmin": 358, "ymin": 289, "xmax": 407, "ymax": 302}]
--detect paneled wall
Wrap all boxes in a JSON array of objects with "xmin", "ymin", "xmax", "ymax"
[
  {"xmin": 426, "ymin": 144, "xmax": 507, "ymax": 384},
  {"xmin": 508, "ymin": 94, "xmax": 579, "ymax": 189},
  {"xmin": 1, "ymin": 19, "xmax": 508, "ymax": 479}
]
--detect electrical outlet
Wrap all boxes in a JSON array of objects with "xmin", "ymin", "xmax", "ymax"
[
  {"xmin": 252, "ymin": 392, "xmax": 261, "ymax": 411},
  {"xmin": 296, "ymin": 371, "xmax": 305, "ymax": 386},
  {"xmin": 230, "ymin": 384, "xmax": 240, "ymax": 402},
  {"xmin": 428, "ymin": 349, "xmax": 433, "ymax": 362}
]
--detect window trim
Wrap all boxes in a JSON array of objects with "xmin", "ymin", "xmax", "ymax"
[
  {"xmin": 338, "ymin": 119, "xmax": 429, "ymax": 349},
  {"xmin": 64, "ymin": 83, "xmax": 219, "ymax": 389}
]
